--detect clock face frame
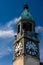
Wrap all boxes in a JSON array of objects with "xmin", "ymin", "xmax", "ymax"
[
  {"xmin": 15, "ymin": 42, "xmax": 23, "ymax": 57},
  {"xmin": 25, "ymin": 41, "xmax": 38, "ymax": 56}
]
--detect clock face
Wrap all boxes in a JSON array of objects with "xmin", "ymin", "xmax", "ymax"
[
  {"xmin": 15, "ymin": 42, "xmax": 23, "ymax": 57},
  {"xmin": 26, "ymin": 41, "xmax": 38, "ymax": 56}
]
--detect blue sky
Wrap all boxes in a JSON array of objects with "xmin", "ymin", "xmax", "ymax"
[{"xmin": 0, "ymin": 0, "xmax": 43, "ymax": 65}]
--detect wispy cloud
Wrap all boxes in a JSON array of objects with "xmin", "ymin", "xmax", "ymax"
[
  {"xmin": 0, "ymin": 46, "xmax": 12, "ymax": 58},
  {"xmin": 0, "ymin": 30, "xmax": 14, "ymax": 38},
  {"xmin": 0, "ymin": 18, "xmax": 17, "ymax": 38},
  {"xmin": 7, "ymin": 18, "xmax": 17, "ymax": 28},
  {"xmin": 0, "ymin": 18, "xmax": 17, "ymax": 58},
  {"xmin": 36, "ymin": 26, "xmax": 43, "ymax": 62},
  {"xmin": 35, "ymin": 26, "xmax": 43, "ymax": 34}
]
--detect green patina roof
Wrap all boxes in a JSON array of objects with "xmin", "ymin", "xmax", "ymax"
[
  {"xmin": 17, "ymin": 4, "xmax": 34, "ymax": 23},
  {"xmin": 21, "ymin": 9, "xmax": 34, "ymax": 21}
]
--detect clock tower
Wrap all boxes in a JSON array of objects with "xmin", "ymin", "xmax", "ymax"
[{"xmin": 13, "ymin": 4, "xmax": 40, "ymax": 65}]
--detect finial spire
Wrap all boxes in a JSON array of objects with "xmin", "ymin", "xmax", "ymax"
[{"xmin": 24, "ymin": 3, "xmax": 28, "ymax": 9}]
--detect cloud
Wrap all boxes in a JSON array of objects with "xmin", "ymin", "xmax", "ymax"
[
  {"xmin": 35, "ymin": 26, "xmax": 43, "ymax": 33},
  {"xmin": 0, "ymin": 30, "xmax": 17, "ymax": 38},
  {"xmin": 0, "ymin": 46, "xmax": 12, "ymax": 58},
  {"xmin": 36, "ymin": 26, "xmax": 43, "ymax": 62},
  {"xmin": 7, "ymin": 18, "xmax": 17, "ymax": 28},
  {"xmin": 35, "ymin": 26, "xmax": 43, "ymax": 40},
  {"xmin": 0, "ymin": 30, "xmax": 14, "ymax": 37},
  {"xmin": 0, "ymin": 18, "xmax": 17, "ymax": 58},
  {"xmin": 0, "ymin": 18, "xmax": 17, "ymax": 38}
]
